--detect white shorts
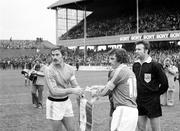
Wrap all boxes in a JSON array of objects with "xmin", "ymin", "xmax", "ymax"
[
  {"xmin": 111, "ymin": 106, "xmax": 138, "ymax": 131},
  {"xmin": 46, "ymin": 98, "xmax": 74, "ymax": 120}
]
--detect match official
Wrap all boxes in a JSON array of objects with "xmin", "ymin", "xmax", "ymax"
[{"xmin": 132, "ymin": 41, "xmax": 168, "ymax": 131}]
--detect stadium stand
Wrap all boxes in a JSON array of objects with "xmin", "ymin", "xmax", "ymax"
[
  {"xmin": 59, "ymin": 7, "xmax": 180, "ymax": 40},
  {"xmin": 45, "ymin": 0, "xmax": 180, "ymax": 69},
  {"xmin": 0, "ymin": 39, "xmax": 55, "ymax": 69},
  {"xmin": 1, "ymin": 0, "xmax": 180, "ymax": 70},
  {"xmin": 0, "ymin": 39, "xmax": 55, "ymax": 49}
]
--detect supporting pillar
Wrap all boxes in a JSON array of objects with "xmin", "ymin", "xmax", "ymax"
[
  {"xmin": 94, "ymin": 45, "xmax": 98, "ymax": 66},
  {"xmin": 56, "ymin": 8, "xmax": 58, "ymax": 45}
]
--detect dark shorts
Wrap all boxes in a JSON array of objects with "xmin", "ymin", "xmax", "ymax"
[
  {"xmin": 109, "ymin": 94, "xmax": 115, "ymax": 117},
  {"xmin": 109, "ymin": 100, "xmax": 115, "ymax": 117},
  {"xmin": 137, "ymin": 96, "xmax": 162, "ymax": 118}
]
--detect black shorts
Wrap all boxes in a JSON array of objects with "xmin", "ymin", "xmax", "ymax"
[
  {"xmin": 109, "ymin": 94, "xmax": 115, "ymax": 117},
  {"xmin": 109, "ymin": 100, "xmax": 115, "ymax": 117},
  {"xmin": 137, "ymin": 96, "xmax": 162, "ymax": 118}
]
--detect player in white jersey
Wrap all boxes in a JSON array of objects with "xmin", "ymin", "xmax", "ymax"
[
  {"xmin": 93, "ymin": 48, "xmax": 138, "ymax": 131},
  {"xmin": 44, "ymin": 46, "xmax": 84, "ymax": 131}
]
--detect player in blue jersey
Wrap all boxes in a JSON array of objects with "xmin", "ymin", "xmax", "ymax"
[
  {"xmin": 44, "ymin": 47, "xmax": 84, "ymax": 131},
  {"xmin": 93, "ymin": 48, "xmax": 138, "ymax": 131}
]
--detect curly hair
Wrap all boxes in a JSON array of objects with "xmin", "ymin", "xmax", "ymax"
[
  {"xmin": 163, "ymin": 57, "xmax": 172, "ymax": 66},
  {"xmin": 108, "ymin": 48, "xmax": 129, "ymax": 63}
]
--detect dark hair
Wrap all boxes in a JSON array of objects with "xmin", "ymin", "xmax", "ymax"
[
  {"xmin": 50, "ymin": 46, "xmax": 66, "ymax": 56},
  {"xmin": 135, "ymin": 40, "xmax": 150, "ymax": 53},
  {"xmin": 34, "ymin": 59, "xmax": 41, "ymax": 63},
  {"xmin": 35, "ymin": 64, "xmax": 40, "ymax": 71},
  {"xmin": 108, "ymin": 48, "xmax": 129, "ymax": 63}
]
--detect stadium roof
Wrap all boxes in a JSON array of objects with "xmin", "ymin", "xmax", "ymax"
[
  {"xmin": 48, "ymin": 0, "xmax": 136, "ymax": 11},
  {"xmin": 48, "ymin": 0, "xmax": 178, "ymax": 11},
  {"xmin": 47, "ymin": 0, "xmax": 85, "ymax": 9}
]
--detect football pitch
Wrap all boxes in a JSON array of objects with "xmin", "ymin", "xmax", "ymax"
[{"xmin": 0, "ymin": 69, "xmax": 180, "ymax": 131}]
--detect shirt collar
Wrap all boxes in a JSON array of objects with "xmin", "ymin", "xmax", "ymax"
[{"xmin": 135, "ymin": 56, "xmax": 152, "ymax": 64}]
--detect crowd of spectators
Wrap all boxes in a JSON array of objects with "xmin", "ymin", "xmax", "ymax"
[
  {"xmin": 59, "ymin": 7, "xmax": 180, "ymax": 40},
  {"xmin": 0, "ymin": 40, "xmax": 37, "ymax": 49},
  {"xmin": 1, "ymin": 47, "xmax": 180, "ymax": 70},
  {"xmin": 0, "ymin": 54, "xmax": 51, "ymax": 70},
  {"xmin": 1, "ymin": 6, "xmax": 180, "ymax": 70},
  {"xmin": 0, "ymin": 38, "xmax": 44, "ymax": 49}
]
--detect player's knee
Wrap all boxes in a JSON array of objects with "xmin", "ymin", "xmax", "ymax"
[
  {"xmin": 151, "ymin": 124, "xmax": 160, "ymax": 131},
  {"xmin": 137, "ymin": 122, "xmax": 146, "ymax": 131},
  {"xmin": 67, "ymin": 127, "xmax": 75, "ymax": 131},
  {"xmin": 52, "ymin": 128, "xmax": 59, "ymax": 131}
]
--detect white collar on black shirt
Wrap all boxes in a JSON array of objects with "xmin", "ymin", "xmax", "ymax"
[{"xmin": 135, "ymin": 56, "xmax": 152, "ymax": 64}]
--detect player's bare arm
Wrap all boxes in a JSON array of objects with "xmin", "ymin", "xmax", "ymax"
[
  {"xmin": 98, "ymin": 67, "xmax": 122, "ymax": 96},
  {"xmin": 45, "ymin": 70, "xmax": 83, "ymax": 97},
  {"xmin": 98, "ymin": 87, "xmax": 112, "ymax": 96}
]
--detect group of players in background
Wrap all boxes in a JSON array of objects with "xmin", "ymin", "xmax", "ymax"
[{"xmin": 21, "ymin": 40, "xmax": 179, "ymax": 131}]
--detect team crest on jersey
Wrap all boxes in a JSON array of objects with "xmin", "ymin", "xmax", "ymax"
[{"xmin": 144, "ymin": 73, "xmax": 151, "ymax": 83}]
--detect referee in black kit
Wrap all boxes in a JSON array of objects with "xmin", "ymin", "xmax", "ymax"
[{"xmin": 132, "ymin": 41, "xmax": 168, "ymax": 131}]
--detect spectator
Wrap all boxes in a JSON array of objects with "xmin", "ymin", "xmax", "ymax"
[{"xmin": 161, "ymin": 57, "xmax": 178, "ymax": 106}]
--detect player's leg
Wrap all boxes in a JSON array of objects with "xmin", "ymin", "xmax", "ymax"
[
  {"xmin": 136, "ymin": 104, "xmax": 148, "ymax": 131},
  {"xmin": 46, "ymin": 98, "xmax": 66, "ymax": 131},
  {"xmin": 167, "ymin": 88, "xmax": 174, "ymax": 106},
  {"xmin": 160, "ymin": 92, "xmax": 167, "ymax": 106},
  {"xmin": 148, "ymin": 96, "xmax": 162, "ymax": 131},
  {"xmin": 62, "ymin": 99, "xmax": 77, "ymax": 131},
  {"xmin": 62, "ymin": 117, "xmax": 76, "ymax": 131},
  {"xmin": 137, "ymin": 116, "xmax": 148, "ymax": 131},
  {"xmin": 149, "ymin": 117, "xmax": 161, "ymax": 131},
  {"xmin": 28, "ymin": 79, "xmax": 31, "ymax": 86},
  {"xmin": 111, "ymin": 106, "xmax": 138, "ymax": 131},
  {"xmin": 50, "ymin": 120, "xmax": 63, "ymax": 131},
  {"xmin": 31, "ymin": 85, "xmax": 38, "ymax": 107},
  {"xmin": 28, "ymin": 79, "xmax": 30, "ymax": 86},
  {"xmin": 37, "ymin": 85, "xmax": 44, "ymax": 108},
  {"xmin": 25, "ymin": 78, "xmax": 28, "ymax": 86}
]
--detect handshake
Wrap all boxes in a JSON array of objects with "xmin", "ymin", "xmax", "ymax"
[
  {"xmin": 85, "ymin": 85, "xmax": 105, "ymax": 97},
  {"xmin": 74, "ymin": 85, "xmax": 105, "ymax": 98},
  {"xmin": 75, "ymin": 85, "xmax": 105, "ymax": 104}
]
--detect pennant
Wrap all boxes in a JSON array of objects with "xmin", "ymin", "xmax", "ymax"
[
  {"xmin": 80, "ymin": 97, "xmax": 93, "ymax": 131},
  {"xmin": 79, "ymin": 85, "xmax": 104, "ymax": 131}
]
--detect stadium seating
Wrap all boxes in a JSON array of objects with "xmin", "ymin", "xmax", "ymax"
[{"xmin": 59, "ymin": 7, "xmax": 180, "ymax": 40}]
